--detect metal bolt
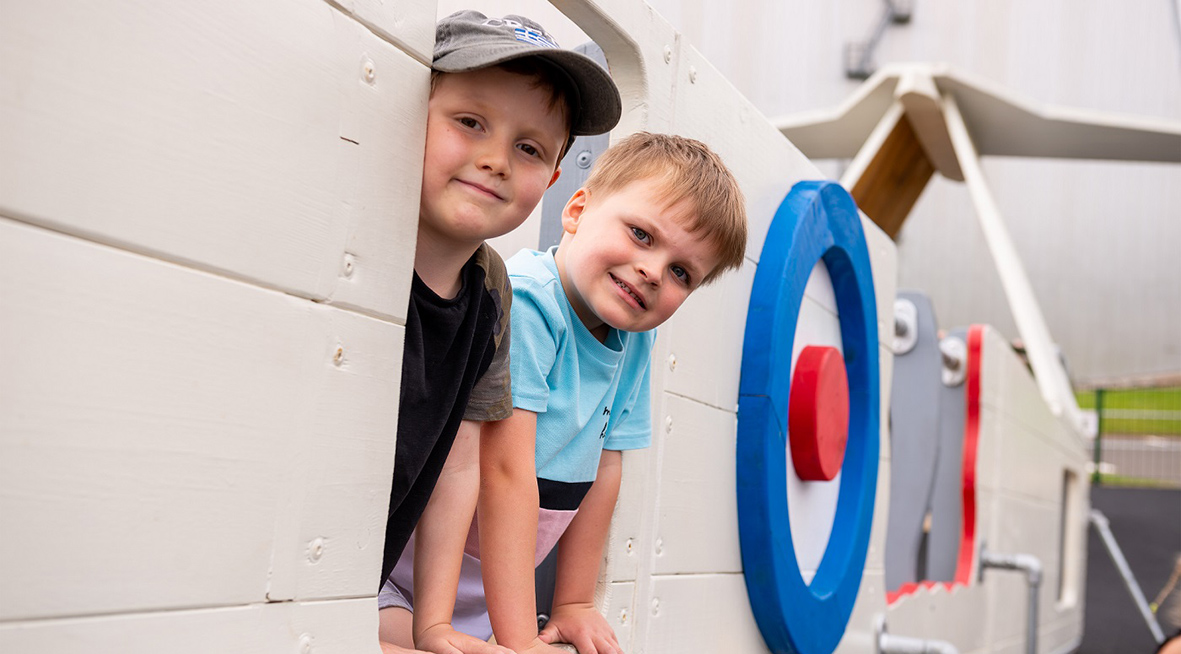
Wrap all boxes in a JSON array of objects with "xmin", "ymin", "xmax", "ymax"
[
  {"xmin": 940, "ymin": 336, "xmax": 967, "ymax": 387},
  {"xmin": 625, "ymin": 537, "xmax": 634, "ymax": 554},
  {"xmin": 665, "ymin": 415, "xmax": 673, "ymax": 433},
  {"xmin": 362, "ymin": 59, "xmax": 376, "ymax": 84},
  {"xmin": 308, "ymin": 537, "xmax": 325, "ymax": 563},
  {"xmin": 575, "ymin": 150, "xmax": 592, "ymax": 169},
  {"xmin": 619, "ymin": 608, "xmax": 628, "ymax": 624},
  {"xmin": 688, "ymin": 66, "xmax": 697, "ymax": 83},
  {"xmin": 663, "ymin": 45, "xmax": 672, "ymax": 64}
]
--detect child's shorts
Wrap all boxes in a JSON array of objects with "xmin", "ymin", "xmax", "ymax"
[{"xmin": 377, "ymin": 532, "xmax": 494, "ymax": 640}]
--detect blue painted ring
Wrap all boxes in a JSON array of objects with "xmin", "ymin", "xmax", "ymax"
[{"xmin": 737, "ymin": 181, "xmax": 880, "ymax": 654}]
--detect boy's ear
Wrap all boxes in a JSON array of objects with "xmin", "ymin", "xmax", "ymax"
[
  {"xmin": 561, "ymin": 188, "xmax": 588, "ymax": 235},
  {"xmin": 547, "ymin": 166, "xmax": 561, "ymax": 190}
]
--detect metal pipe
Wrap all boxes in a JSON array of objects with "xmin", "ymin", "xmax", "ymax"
[
  {"xmin": 979, "ymin": 547, "xmax": 1043, "ymax": 654},
  {"xmin": 1090, "ymin": 510, "xmax": 1167, "ymax": 644},
  {"xmin": 1092, "ymin": 388, "xmax": 1105, "ymax": 483},
  {"xmin": 879, "ymin": 632, "xmax": 960, "ymax": 654}
]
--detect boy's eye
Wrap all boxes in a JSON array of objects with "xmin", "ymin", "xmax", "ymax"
[
  {"xmin": 630, "ymin": 227, "xmax": 651, "ymax": 243},
  {"xmin": 671, "ymin": 265, "xmax": 690, "ymax": 284},
  {"xmin": 517, "ymin": 143, "xmax": 541, "ymax": 158},
  {"xmin": 458, "ymin": 116, "xmax": 482, "ymax": 130}
]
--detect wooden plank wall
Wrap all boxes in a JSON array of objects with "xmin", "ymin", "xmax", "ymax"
[
  {"xmin": 1, "ymin": 0, "xmax": 432, "ymax": 650},
  {"xmin": 1, "ymin": 0, "xmax": 908, "ymax": 652}
]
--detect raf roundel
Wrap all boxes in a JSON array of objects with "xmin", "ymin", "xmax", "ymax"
[{"xmin": 737, "ymin": 181, "xmax": 880, "ymax": 654}]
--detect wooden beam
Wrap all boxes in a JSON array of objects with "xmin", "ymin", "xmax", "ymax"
[{"xmin": 849, "ymin": 114, "xmax": 935, "ymax": 239}]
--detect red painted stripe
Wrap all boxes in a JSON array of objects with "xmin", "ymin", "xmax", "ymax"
[{"xmin": 953, "ymin": 325, "xmax": 984, "ymax": 586}]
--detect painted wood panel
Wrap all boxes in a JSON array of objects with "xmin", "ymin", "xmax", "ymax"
[
  {"xmin": 0, "ymin": 598, "xmax": 381, "ymax": 654},
  {"xmin": 600, "ymin": 581, "xmax": 636, "ymax": 652},
  {"xmin": 0, "ymin": 218, "xmax": 400, "ymax": 620},
  {"xmin": 651, "ymin": 394, "xmax": 740, "ymax": 575},
  {"xmin": 0, "ymin": 0, "xmax": 426, "ymax": 322},
  {"xmin": 645, "ymin": 574, "xmax": 767, "ymax": 654},
  {"xmin": 343, "ymin": 0, "xmax": 436, "ymax": 64}
]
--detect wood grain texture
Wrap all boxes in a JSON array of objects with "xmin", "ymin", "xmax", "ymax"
[
  {"xmin": 849, "ymin": 115, "xmax": 936, "ymax": 239},
  {"xmin": 0, "ymin": 219, "xmax": 401, "ymax": 620},
  {"xmin": 0, "ymin": 0, "xmax": 426, "ymax": 322}
]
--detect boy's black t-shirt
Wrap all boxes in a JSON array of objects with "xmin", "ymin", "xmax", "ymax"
[{"xmin": 381, "ymin": 243, "xmax": 512, "ymax": 585}]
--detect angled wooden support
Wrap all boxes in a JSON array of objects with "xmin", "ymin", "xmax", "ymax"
[
  {"xmin": 841, "ymin": 103, "xmax": 934, "ymax": 239},
  {"xmin": 942, "ymin": 93, "xmax": 1085, "ymax": 432}
]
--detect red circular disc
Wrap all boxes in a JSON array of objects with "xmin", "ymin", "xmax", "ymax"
[{"xmin": 788, "ymin": 345, "xmax": 850, "ymax": 481}]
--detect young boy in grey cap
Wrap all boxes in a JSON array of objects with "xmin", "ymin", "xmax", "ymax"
[{"xmin": 378, "ymin": 10, "xmax": 620, "ymax": 654}]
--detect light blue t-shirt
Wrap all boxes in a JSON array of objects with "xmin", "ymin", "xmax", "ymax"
[
  {"xmin": 506, "ymin": 248, "xmax": 653, "ymax": 486},
  {"xmin": 377, "ymin": 248, "xmax": 656, "ymax": 637}
]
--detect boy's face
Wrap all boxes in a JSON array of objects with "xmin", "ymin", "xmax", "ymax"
[
  {"xmin": 419, "ymin": 67, "xmax": 566, "ymax": 251},
  {"xmin": 555, "ymin": 179, "xmax": 721, "ymax": 340}
]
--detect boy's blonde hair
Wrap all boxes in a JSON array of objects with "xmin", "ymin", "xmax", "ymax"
[{"xmin": 584, "ymin": 132, "xmax": 747, "ymax": 284}]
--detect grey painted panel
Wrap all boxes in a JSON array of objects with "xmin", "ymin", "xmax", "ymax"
[
  {"xmin": 540, "ymin": 42, "xmax": 611, "ymax": 251},
  {"xmin": 885, "ymin": 291, "xmax": 943, "ymax": 591}
]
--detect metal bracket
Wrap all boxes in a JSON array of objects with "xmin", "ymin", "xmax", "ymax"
[{"xmin": 845, "ymin": 0, "xmax": 913, "ymax": 79}]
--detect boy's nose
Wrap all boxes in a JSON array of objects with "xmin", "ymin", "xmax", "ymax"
[
  {"xmin": 476, "ymin": 142, "xmax": 511, "ymax": 177},
  {"xmin": 637, "ymin": 260, "xmax": 661, "ymax": 287}
]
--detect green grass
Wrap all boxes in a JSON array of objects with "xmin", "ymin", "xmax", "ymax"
[
  {"xmin": 1076, "ymin": 386, "xmax": 1181, "ymax": 410},
  {"xmin": 1076, "ymin": 386, "xmax": 1181, "ymax": 436},
  {"xmin": 1093, "ymin": 473, "xmax": 1181, "ymax": 489}
]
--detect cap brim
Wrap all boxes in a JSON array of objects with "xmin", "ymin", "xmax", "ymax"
[{"xmin": 433, "ymin": 44, "xmax": 622, "ymax": 136}]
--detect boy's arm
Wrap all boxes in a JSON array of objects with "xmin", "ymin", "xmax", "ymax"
[
  {"xmin": 479, "ymin": 409, "xmax": 566, "ymax": 654},
  {"xmin": 537, "ymin": 450, "xmax": 623, "ymax": 654},
  {"xmin": 405, "ymin": 420, "xmax": 512, "ymax": 654}
]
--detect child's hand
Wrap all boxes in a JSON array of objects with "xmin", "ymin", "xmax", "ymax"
[
  {"xmin": 537, "ymin": 603, "xmax": 622, "ymax": 654},
  {"xmin": 417, "ymin": 624, "xmax": 516, "ymax": 654}
]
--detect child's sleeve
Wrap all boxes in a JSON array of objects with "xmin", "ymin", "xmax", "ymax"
[
  {"xmin": 507, "ymin": 277, "xmax": 561, "ymax": 414},
  {"xmin": 465, "ymin": 245, "xmax": 513, "ymax": 422},
  {"xmin": 603, "ymin": 341, "xmax": 653, "ymax": 452}
]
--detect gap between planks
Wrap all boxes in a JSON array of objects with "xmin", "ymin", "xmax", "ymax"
[{"xmin": 0, "ymin": 213, "xmax": 406, "ymax": 328}]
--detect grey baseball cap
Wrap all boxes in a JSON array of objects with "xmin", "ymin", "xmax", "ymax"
[{"xmin": 433, "ymin": 10, "xmax": 622, "ymax": 136}]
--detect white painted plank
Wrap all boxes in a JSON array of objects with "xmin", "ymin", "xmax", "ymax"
[
  {"xmin": 552, "ymin": 0, "xmax": 682, "ymax": 135},
  {"xmin": 668, "ymin": 44, "xmax": 824, "ymax": 268},
  {"xmin": 600, "ymin": 581, "xmax": 636, "ymax": 652},
  {"xmin": 0, "ymin": 597, "xmax": 381, "ymax": 654},
  {"xmin": 343, "ymin": 0, "xmax": 436, "ymax": 64},
  {"xmin": 659, "ymin": 262, "xmax": 752, "ymax": 412},
  {"xmin": 943, "ymin": 95, "xmax": 1084, "ymax": 433},
  {"xmin": 643, "ymin": 574, "xmax": 767, "ymax": 654},
  {"xmin": 0, "ymin": 0, "xmax": 426, "ymax": 322},
  {"xmin": 651, "ymin": 395, "xmax": 739, "ymax": 575},
  {"xmin": 0, "ymin": 219, "xmax": 400, "ymax": 620},
  {"xmin": 863, "ymin": 211, "xmax": 898, "ymax": 349},
  {"xmin": 603, "ymin": 447, "xmax": 651, "ymax": 584}
]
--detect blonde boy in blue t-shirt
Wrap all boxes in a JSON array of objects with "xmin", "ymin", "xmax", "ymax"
[{"xmin": 385, "ymin": 132, "xmax": 748, "ymax": 654}]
